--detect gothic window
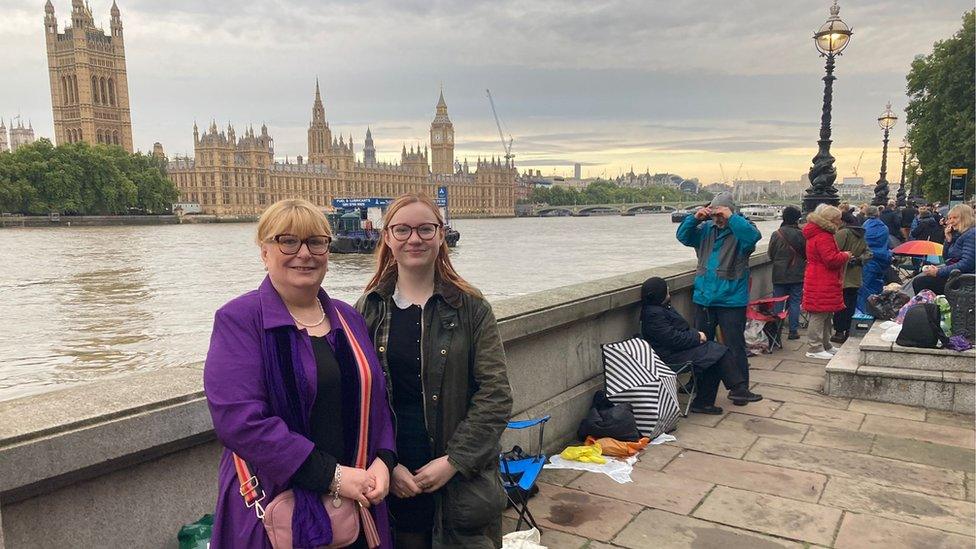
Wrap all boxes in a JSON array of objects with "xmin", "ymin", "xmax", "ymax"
[
  {"xmin": 100, "ymin": 78, "xmax": 108, "ymax": 107},
  {"xmin": 113, "ymin": 131, "xmax": 119, "ymax": 145},
  {"xmin": 108, "ymin": 79, "xmax": 116, "ymax": 106},
  {"xmin": 61, "ymin": 77, "xmax": 69, "ymax": 104},
  {"xmin": 96, "ymin": 130, "xmax": 103, "ymax": 143},
  {"xmin": 92, "ymin": 76, "xmax": 100, "ymax": 104},
  {"xmin": 72, "ymin": 75, "xmax": 79, "ymax": 104},
  {"xmin": 78, "ymin": 129, "xmax": 83, "ymax": 141}
]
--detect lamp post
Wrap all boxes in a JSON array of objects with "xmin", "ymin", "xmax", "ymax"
[
  {"xmin": 803, "ymin": 1, "xmax": 853, "ymax": 212},
  {"xmin": 911, "ymin": 162, "xmax": 923, "ymax": 200},
  {"xmin": 872, "ymin": 103, "xmax": 898, "ymax": 206},
  {"xmin": 896, "ymin": 140, "xmax": 910, "ymax": 207}
]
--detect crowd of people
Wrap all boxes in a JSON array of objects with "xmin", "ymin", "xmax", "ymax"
[
  {"xmin": 640, "ymin": 192, "xmax": 975, "ymax": 415},
  {"xmin": 198, "ymin": 191, "xmax": 974, "ymax": 548}
]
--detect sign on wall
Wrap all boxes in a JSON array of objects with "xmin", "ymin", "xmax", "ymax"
[{"xmin": 949, "ymin": 168, "xmax": 968, "ymax": 207}]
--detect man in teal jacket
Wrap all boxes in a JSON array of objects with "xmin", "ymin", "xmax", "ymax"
[{"xmin": 676, "ymin": 192, "xmax": 762, "ymax": 390}]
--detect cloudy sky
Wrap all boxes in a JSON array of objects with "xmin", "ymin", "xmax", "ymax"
[{"xmin": 1, "ymin": 0, "xmax": 970, "ymax": 183}]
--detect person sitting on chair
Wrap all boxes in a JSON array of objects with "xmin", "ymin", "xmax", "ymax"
[{"xmin": 640, "ymin": 277, "xmax": 762, "ymax": 415}]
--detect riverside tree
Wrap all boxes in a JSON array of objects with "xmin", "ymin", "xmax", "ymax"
[
  {"xmin": 525, "ymin": 179, "xmax": 709, "ymax": 206},
  {"xmin": 0, "ymin": 139, "xmax": 178, "ymax": 215},
  {"xmin": 905, "ymin": 10, "xmax": 975, "ymax": 201}
]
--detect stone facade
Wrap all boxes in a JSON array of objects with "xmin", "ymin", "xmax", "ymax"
[
  {"xmin": 0, "ymin": 119, "xmax": 8, "ymax": 153},
  {"xmin": 3, "ymin": 118, "xmax": 36, "ymax": 152},
  {"xmin": 165, "ymin": 87, "xmax": 517, "ymax": 217},
  {"xmin": 44, "ymin": 0, "xmax": 134, "ymax": 152}
]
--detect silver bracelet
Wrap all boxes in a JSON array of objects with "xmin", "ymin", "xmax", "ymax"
[{"xmin": 330, "ymin": 466, "xmax": 342, "ymax": 507}]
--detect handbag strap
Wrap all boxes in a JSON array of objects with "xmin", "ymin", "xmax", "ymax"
[{"xmin": 232, "ymin": 452, "xmax": 266, "ymax": 519}]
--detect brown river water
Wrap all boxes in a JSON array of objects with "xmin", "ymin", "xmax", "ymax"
[{"xmin": 0, "ymin": 215, "xmax": 781, "ymax": 401}]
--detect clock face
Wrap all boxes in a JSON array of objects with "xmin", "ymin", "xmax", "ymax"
[{"xmin": 432, "ymin": 132, "xmax": 442, "ymax": 143}]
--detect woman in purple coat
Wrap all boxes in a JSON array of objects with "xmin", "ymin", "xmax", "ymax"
[{"xmin": 204, "ymin": 199, "xmax": 396, "ymax": 548}]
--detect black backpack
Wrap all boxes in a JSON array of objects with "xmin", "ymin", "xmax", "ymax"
[
  {"xmin": 577, "ymin": 391, "xmax": 642, "ymax": 442},
  {"xmin": 896, "ymin": 303, "xmax": 950, "ymax": 349},
  {"xmin": 945, "ymin": 270, "xmax": 975, "ymax": 341}
]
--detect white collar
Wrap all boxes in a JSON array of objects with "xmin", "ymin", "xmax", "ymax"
[{"xmin": 392, "ymin": 285, "xmax": 423, "ymax": 310}]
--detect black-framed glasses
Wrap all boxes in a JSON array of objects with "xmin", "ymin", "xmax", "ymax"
[
  {"xmin": 271, "ymin": 234, "xmax": 332, "ymax": 255},
  {"xmin": 387, "ymin": 223, "xmax": 442, "ymax": 242}
]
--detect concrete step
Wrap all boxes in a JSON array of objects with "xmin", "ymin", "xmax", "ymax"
[
  {"xmin": 826, "ymin": 336, "xmax": 974, "ymax": 412},
  {"xmin": 859, "ymin": 324, "xmax": 976, "ymax": 373}
]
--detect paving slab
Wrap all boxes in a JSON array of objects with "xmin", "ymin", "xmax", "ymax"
[
  {"xmin": 860, "ymin": 415, "xmax": 976, "ymax": 449},
  {"xmin": 775, "ymin": 360, "xmax": 826, "ymax": 376},
  {"xmin": 567, "ymin": 467, "xmax": 713, "ymax": 515},
  {"xmin": 714, "ymin": 391, "xmax": 781, "ymax": 417},
  {"xmin": 663, "ymin": 450, "xmax": 825, "ymax": 502},
  {"xmin": 744, "ymin": 438, "xmax": 966, "ymax": 499},
  {"xmin": 747, "ymin": 355, "xmax": 782, "ymax": 371},
  {"xmin": 667, "ymin": 422, "xmax": 758, "ymax": 459},
  {"xmin": 683, "ymin": 409, "xmax": 728, "ymax": 427},
  {"xmin": 926, "ymin": 409, "xmax": 976, "ymax": 429},
  {"xmin": 966, "ymin": 474, "xmax": 974, "ymax": 502},
  {"xmin": 611, "ymin": 508, "xmax": 803, "ymax": 549},
  {"xmin": 632, "ymin": 444, "xmax": 681, "ymax": 471},
  {"xmin": 502, "ymin": 482, "xmax": 641, "ymax": 542},
  {"xmin": 871, "ymin": 434, "xmax": 976, "ymax": 473},
  {"xmin": 848, "ymin": 399, "xmax": 927, "ymax": 421},
  {"xmin": 833, "ymin": 511, "xmax": 975, "ymax": 549},
  {"xmin": 750, "ymin": 370, "xmax": 824, "ymax": 391},
  {"xmin": 801, "ymin": 425, "xmax": 876, "ymax": 453},
  {"xmin": 691, "ymin": 485, "xmax": 842, "ymax": 546},
  {"xmin": 752, "ymin": 384, "xmax": 851, "ymax": 410},
  {"xmin": 821, "ymin": 476, "xmax": 976, "ymax": 536},
  {"xmin": 537, "ymin": 468, "xmax": 584, "ymax": 487},
  {"xmin": 771, "ymin": 402, "xmax": 865, "ymax": 431},
  {"xmin": 714, "ymin": 413, "xmax": 809, "ymax": 442}
]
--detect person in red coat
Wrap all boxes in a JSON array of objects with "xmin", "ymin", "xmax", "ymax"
[{"xmin": 801, "ymin": 204, "xmax": 851, "ymax": 360}]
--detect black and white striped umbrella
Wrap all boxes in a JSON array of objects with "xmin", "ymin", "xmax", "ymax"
[{"xmin": 601, "ymin": 337, "xmax": 682, "ymax": 439}]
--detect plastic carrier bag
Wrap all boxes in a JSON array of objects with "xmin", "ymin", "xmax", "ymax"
[{"xmin": 177, "ymin": 514, "xmax": 213, "ymax": 549}]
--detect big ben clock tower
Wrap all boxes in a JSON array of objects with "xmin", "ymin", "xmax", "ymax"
[{"xmin": 430, "ymin": 89, "xmax": 455, "ymax": 175}]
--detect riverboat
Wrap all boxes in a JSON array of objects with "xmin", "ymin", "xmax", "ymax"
[
  {"xmin": 671, "ymin": 206, "xmax": 699, "ymax": 223},
  {"xmin": 328, "ymin": 191, "xmax": 460, "ymax": 254},
  {"xmin": 739, "ymin": 203, "xmax": 784, "ymax": 222}
]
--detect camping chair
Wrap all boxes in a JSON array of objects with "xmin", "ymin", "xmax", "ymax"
[
  {"xmin": 499, "ymin": 415, "xmax": 550, "ymax": 533},
  {"xmin": 747, "ymin": 295, "xmax": 789, "ymax": 352}
]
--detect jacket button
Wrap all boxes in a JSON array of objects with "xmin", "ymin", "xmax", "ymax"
[
  {"xmin": 440, "ymin": 349, "xmax": 447, "ymax": 355},
  {"xmin": 378, "ymin": 346, "xmax": 385, "ymax": 353},
  {"xmin": 432, "ymin": 394, "xmax": 438, "ymax": 401}
]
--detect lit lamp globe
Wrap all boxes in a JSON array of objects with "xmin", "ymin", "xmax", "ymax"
[
  {"xmin": 878, "ymin": 104, "xmax": 897, "ymax": 130},
  {"xmin": 814, "ymin": 2, "xmax": 852, "ymax": 55}
]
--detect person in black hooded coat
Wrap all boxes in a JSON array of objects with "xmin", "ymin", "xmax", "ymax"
[{"xmin": 639, "ymin": 277, "xmax": 762, "ymax": 414}]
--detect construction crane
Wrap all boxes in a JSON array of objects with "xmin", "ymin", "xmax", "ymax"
[
  {"xmin": 719, "ymin": 163, "xmax": 728, "ymax": 185},
  {"xmin": 732, "ymin": 163, "xmax": 744, "ymax": 182},
  {"xmin": 852, "ymin": 151, "xmax": 864, "ymax": 177},
  {"xmin": 486, "ymin": 89, "xmax": 514, "ymax": 163}
]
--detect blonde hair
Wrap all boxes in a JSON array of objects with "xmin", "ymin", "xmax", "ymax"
[
  {"xmin": 950, "ymin": 204, "xmax": 974, "ymax": 233},
  {"xmin": 255, "ymin": 199, "xmax": 332, "ymax": 245},
  {"xmin": 815, "ymin": 203, "xmax": 842, "ymax": 221},
  {"xmin": 364, "ymin": 193, "xmax": 481, "ymax": 297}
]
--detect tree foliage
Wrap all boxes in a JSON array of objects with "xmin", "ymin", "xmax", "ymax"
[
  {"xmin": 525, "ymin": 178, "xmax": 711, "ymax": 206},
  {"xmin": 905, "ymin": 10, "xmax": 975, "ymax": 201},
  {"xmin": 0, "ymin": 139, "xmax": 178, "ymax": 215}
]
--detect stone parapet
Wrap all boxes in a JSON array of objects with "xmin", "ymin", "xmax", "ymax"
[{"xmin": 0, "ymin": 248, "xmax": 773, "ymax": 548}]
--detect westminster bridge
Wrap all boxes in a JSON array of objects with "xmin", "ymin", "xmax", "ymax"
[{"xmin": 524, "ymin": 201, "xmax": 705, "ymax": 217}]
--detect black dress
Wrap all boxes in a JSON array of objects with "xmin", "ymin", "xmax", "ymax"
[{"xmin": 386, "ymin": 303, "xmax": 437, "ymax": 533}]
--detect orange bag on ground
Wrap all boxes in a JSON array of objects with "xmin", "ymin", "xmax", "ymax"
[{"xmin": 584, "ymin": 436, "xmax": 650, "ymax": 457}]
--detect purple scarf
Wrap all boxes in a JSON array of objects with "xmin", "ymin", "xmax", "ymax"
[{"xmin": 263, "ymin": 327, "xmax": 335, "ymax": 548}]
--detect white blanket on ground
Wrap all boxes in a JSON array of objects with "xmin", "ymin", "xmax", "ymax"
[{"xmin": 542, "ymin": 433, "xmax": 677, "ymax": 483}]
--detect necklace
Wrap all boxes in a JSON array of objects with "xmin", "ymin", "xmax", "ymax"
[{"xmin": 291, "ymin": 299, "xmax": 326, "ymax": 328}]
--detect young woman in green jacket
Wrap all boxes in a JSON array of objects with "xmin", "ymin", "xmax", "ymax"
[{"xmin": 357, "ymin": 194, "xmax": 513, "ymax": 549}]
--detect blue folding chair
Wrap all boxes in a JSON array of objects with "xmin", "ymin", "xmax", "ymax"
[{"xmin": 499, "ymin": 415, "xmax": 550, "ymax": 533}]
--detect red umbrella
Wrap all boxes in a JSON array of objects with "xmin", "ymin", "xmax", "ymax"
[{"xmin": 893, "ymin": 240, "xmax": 943, "ymax": 257}]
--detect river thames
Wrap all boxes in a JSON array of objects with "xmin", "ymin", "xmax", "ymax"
[{"xmin": 0, "ymin": 215, "xmax": 781, "ymax": 401}]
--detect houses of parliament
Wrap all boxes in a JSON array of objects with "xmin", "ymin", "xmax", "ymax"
[
  {"xmin": 165, "ymin": 85, "xmax": 516, "ymax": 217},
  {"xmin": 41, "ymin": 1, "xmax": 516, "ymax": 217}
]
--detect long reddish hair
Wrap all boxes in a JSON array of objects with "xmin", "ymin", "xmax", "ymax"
[{"xmin": 364, "ymin": 193, "xmax": 481, "ymax": 298}]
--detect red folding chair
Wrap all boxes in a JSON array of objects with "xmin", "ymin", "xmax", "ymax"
[{"xmin": 746, "ymin": 295, "xmax": 789, "ymax": 352}]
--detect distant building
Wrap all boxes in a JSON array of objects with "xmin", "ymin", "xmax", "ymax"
[
  {"xmin": 9, "ymin": 118, "xmax": 36, "ymax": 151},
  {"xmin": 0, "ymin": 120, "xmax": 8, "ymax": 153},
  {"xmin": 166, "ymin": 87, "xmax": 515, "ymax": 217},
  {"xmin": 45, "ymin": 0, "xmax": 134, "ymax": 151},
  {"xmin": 574, "ymin": 163, "xmax": 581, "ymax": 180},
  {"xmin": 837, "ymin": 177, "xmax": 874, "ymax": 201}
]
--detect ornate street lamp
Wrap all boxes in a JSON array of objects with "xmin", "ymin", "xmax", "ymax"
[
  {"xmin": 911, "ymin": 161, "xmax": 923, "ymax": 200},
  {"xmin": 803, "ymin": 0, "xmax": 853, "ymax": 212},
  {"xmin": 896, "ymin": 140, "xmax": 910, "ymax": 207},
  {"xmin": 871, "ymin": 103, "xmax": 898, "ymax": 206}
]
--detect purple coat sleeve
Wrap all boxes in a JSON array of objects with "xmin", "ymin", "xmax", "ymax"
[{"xmin": 204, "ymin": 307, "xmax": 314, "ymax": 487}]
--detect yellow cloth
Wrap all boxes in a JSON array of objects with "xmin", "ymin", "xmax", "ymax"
[
  {"xmin": 560, "ymin": 443, "xmax": 607, "ymax": 464},
  {"xmin": 584, "ymin": 436, "xmax": 650, "ymax": 457}
]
